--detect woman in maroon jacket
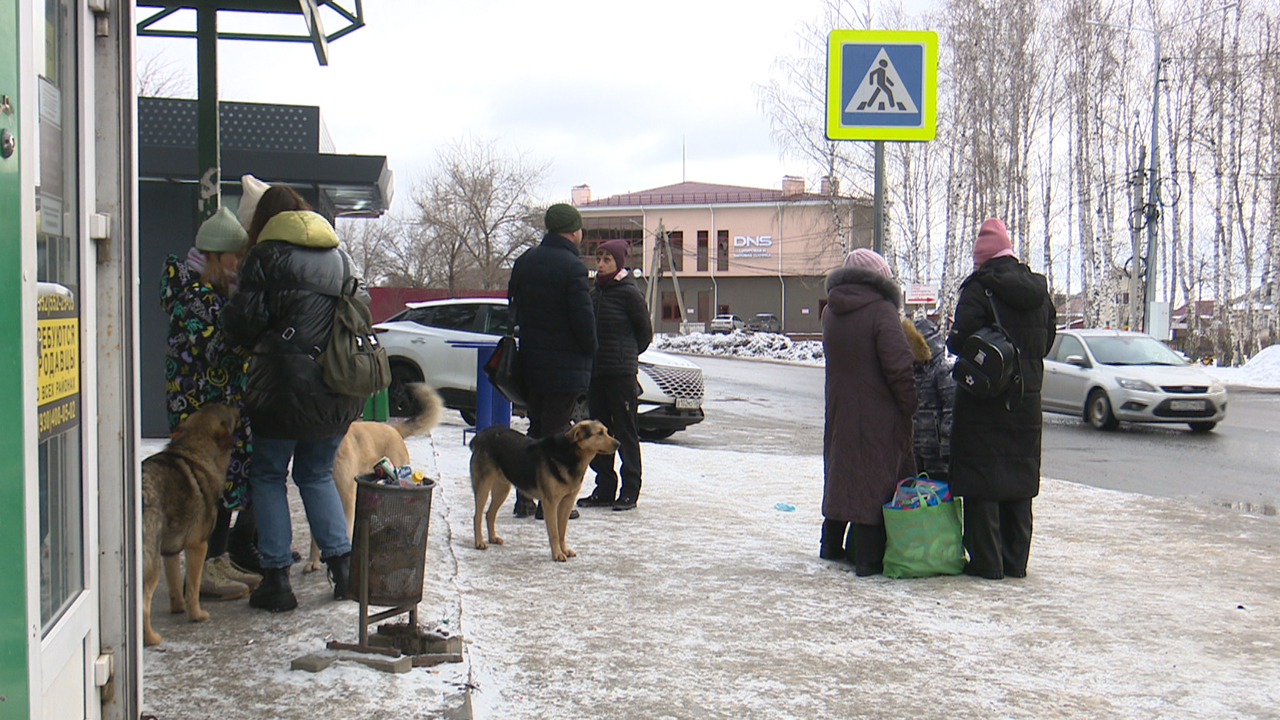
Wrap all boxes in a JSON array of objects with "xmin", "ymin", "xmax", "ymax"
[{"xmin": 821, "ymin": 249, "xmax": 918, "ymax": 575}]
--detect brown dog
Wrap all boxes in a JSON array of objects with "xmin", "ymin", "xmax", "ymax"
[
  {"xmin": 470, "ymin": 421, "xmax": 619, "ymax": 562},
  {"xmin": 141, "ymin": 404, "xmax": 239, "ymax": 646},
  {"xmin": 304, "ymin": 383, "xmax": 443, "ymax": 573}
]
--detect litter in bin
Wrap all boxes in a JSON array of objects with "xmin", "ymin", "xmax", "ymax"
[{"xmin": 372, "ymin": 457, "xmax": 432, "ymax": 487}]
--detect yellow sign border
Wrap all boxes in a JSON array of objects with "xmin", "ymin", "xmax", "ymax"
[{"xmin": 826, "ymin": 29, "xmax": 938, "ymax": 142}]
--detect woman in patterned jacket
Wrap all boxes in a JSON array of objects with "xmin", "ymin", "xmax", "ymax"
[{"xmin": 159, "ymin": 206, "xmax": 260, "ymax": 599}]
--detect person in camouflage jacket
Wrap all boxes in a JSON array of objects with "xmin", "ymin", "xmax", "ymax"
[{"xmin": 160, "ymin": 208, "xmax": 254, "ymax": 511}]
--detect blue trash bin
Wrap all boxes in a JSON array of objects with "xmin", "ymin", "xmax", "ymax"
[{"xmin": 446, "ymin": 339, "xmax": 511, "ymax": 431}]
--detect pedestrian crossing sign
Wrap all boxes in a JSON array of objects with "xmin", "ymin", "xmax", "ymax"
[{"xmin": 827, "ymin": 30, "xmax": 937, "ymax": 141}]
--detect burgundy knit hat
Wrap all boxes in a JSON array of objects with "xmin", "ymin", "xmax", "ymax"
[
  {"xmin": 973, "ymin": 218, "xmax": 1015, "ymax": 266},
  {"xmin": 597, "ymin": 239, "xmax": 630, "ymax": 269},
  {"xmin": 843, "ymin": 247, "xmax": 891, "ymax": 277}
]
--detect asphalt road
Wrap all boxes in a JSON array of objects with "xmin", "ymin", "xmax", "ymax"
[{"xmin": 660, "ymin": 354, "xmax": 1280, "ymax": 516}]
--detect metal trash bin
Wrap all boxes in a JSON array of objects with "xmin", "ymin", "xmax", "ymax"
[{"xmin": 349, "ymin": 473, "xmax": 436, "ymax": 606}]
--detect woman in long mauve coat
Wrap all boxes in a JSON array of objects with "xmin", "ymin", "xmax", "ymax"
[{"xmin": 821, "ymin": 248, "xmax": 918, "ymax": 576}]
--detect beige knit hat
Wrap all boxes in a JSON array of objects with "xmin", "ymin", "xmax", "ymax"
[
  {"xmin": 236, "ymin": 174, "xmax": 271, "ymax": 231},
  {"xmin": 195, "ymin": 207, "xmax": 249, "ymax": 253}
]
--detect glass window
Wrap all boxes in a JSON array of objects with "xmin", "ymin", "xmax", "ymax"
[
  {"xmin": 430, "ymin": 304, "xmax": 480, "ymax": 331},
  {"xmin": 1055, "ymin": 335, "xmax": 1086, "ymax": 363},
  {"xmin": 717, "ymin": 230, "xmax": 729, "ymax": 272},
  {"xmin": 1084, "ymin": 335, "xmax": 1186, "ymax": 366},
  {"xmin": 403, "ymin": 307, "xmax": 434, "ymax": 327},
  {"xmin": 661, "ymin": 292, "xmax": 680, "ymax": 321},
  {"xmin": 35, "ymin": 0, "xmax": 83, "ymax": 632},
  {"xmin": 660, "ymin": 231, "xmax": 683, "ymax": 273},
  {"xmin": 484, "ymin": 304, "xmax": 512, "ymax": 336},
  {"xmin": 697, "ymin": 231, "xmax": 709, "ymax": 272}
]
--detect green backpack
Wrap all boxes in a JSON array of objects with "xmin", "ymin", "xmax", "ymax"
[{"xmin": 287, "ymin": 252, "xmax": 391, "ymax": 398}]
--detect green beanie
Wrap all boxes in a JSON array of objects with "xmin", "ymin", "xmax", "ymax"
[
  {"xmin": 196, "ymin": 206, "xmax": 249, "ymax": 253},
  {"xmin": 544, "ymin": 203, "xmax": 582, "ymax": 234}
]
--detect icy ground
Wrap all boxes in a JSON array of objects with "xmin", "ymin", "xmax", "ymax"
[
  {"xmin": 140, "ymin": 412, "xmax": 1280, "ymax": 719},
  {"xmin": 656, "ymin": 331, "xmax": 1280, "ymax": 389}
]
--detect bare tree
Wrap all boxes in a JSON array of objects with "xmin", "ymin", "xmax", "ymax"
[
  {"xmin": 136, "ymin": 46, "xmax": 193, "ymax": 98},
  {"xmin": 410, "ymin": 137, "xmax": 547, "ymax": 293},
  {"xmin": 336, "ymin": 216, "xmax": 398, "ymax": 286}
]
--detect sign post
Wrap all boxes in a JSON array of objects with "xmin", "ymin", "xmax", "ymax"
[{"xmin": 827, "ymin": 30, "xmax": 938, "ymax": 255}]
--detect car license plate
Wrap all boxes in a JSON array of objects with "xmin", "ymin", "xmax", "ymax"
[
  {"xmin": 675, "ymin": 398, "xmax": 701, "ymax": 409},
  {"xmin": 1170, "ymin": 400, "xmax": 1206, "ymax": 411}
]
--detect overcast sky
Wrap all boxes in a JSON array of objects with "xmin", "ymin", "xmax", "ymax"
[{"xmin": 138, "ymin": 0, "xmax": 938, "ymax": 215}]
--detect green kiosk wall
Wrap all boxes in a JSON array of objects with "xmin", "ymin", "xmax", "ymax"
[{"xmin": 0, "ymin": 0, "xmax": 29, "ymax": 714}]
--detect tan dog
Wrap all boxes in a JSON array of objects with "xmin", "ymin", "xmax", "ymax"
[
  {"xmin": 303, "ymin": 383, "xmax": 443, "ymax": 573},
  {"xmin": 470, "ymin": 421, "xmax": 620, "ymax": 562},
  {"xmin": 141, "ymin": 404, "xmax": 239, "ymax": 646}
]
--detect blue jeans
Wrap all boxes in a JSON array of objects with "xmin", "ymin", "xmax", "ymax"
[{"xmin": 250, "ymin": 434, "xmax": 351, "ymax": 568}]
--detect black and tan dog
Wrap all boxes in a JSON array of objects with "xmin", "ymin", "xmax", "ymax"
[
  {"xmin": 140, "ymin": 404, "xmax": 239, "ymax": 646},
  {"xmin": 470, "ymin": 421, "xmax": 619, "ymax": 562}
]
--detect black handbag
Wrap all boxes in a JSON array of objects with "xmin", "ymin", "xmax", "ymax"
[{"xmin": 482, "ymin": 333, "xmax": 525, "ymax": 406}]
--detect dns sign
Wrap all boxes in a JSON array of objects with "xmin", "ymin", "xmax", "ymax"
[{"xmin": 733, "ymin": 235, "xmax": 773, "ymax": 258}]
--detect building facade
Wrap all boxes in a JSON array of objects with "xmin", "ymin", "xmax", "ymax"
[{"xmin": 574, "ymin": 179, "xmax": 873, "ymax": 334}]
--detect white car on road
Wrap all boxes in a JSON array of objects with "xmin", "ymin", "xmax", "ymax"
[
  {"xmin": 1042, "ymin": 329, "xmax": 1228, "ymax": 432},
  {"xmin": 375, "ymin": 297, "xmax": 705, "ymax": 439}
]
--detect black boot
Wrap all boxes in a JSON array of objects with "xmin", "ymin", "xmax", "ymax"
[
  {"xmin": 324, "ymin": 552, "xmax": 352, "ymax": 601},
  {"xmin": 534, "ymin": 502, "xmax": 579, "ymax": 520},
  {"xmin": 227, "ymin": 536, "xmax": 266, "ymax": 576},
  {"xmin": 248, "ymin": 566, "xmax": 298, "ymax": 612},
  {"xmin": 513, "ymin": 492, "xmax": 536, "ymax": 518},
  {"xmin": 851, "ymin": 523, "xmax": 886, "ymax": 577},
  {"xmin": 820, "ymin": 519, "xmax": 848, "ymax": 560}
]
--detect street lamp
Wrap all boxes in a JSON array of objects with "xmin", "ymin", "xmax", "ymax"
[{"xmin": 1088, "ymin": 2, "xmax": 1237, "ymax": 336}]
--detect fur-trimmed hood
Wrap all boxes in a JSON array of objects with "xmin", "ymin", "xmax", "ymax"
[
  {"xmin": 902, "ymin": 318, "xmax": 932, "ymax": 363},
  {"xmin": 824, "ymin": 266, "xmax": 902, "ymax": 311}
]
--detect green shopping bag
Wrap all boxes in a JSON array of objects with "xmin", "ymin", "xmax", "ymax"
[{"xmin": 882, "ymin": 490, "xmax": 965, "ymax": 579}]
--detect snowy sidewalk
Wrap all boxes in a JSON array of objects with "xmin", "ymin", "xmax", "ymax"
[{"xmin": 141, "ymin": 416, "xmax": 1280, "ymax": 719}]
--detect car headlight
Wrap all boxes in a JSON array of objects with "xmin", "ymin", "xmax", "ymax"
[
  {"xmin": 1116, "ymin": 377, "xmax": 1157, "ymax": 392},
  {"xmin": 1209, "ymin": 383, "xmax": 1225, "ymax": 394}
]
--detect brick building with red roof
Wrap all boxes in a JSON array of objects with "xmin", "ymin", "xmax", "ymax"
[{"xmin": 573, "ymin": 178, "xmax": 873, "ymax": 334}]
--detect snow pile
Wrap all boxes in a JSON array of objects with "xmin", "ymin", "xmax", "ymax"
[
  {"xmin": 1203, "ymin": 344, "xmax": 1280, "ymax": 389},
  {"xmin": 654, "ymin": 330, "xmax": 824, "ymax": 365}
]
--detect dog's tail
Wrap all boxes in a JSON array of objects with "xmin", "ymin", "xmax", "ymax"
[{"xmin": 397, "ymin": 383, "xmax": 444, "ymax": 439}]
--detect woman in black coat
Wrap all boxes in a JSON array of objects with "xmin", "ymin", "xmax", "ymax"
[
  {"xmin": 222, "ymin": 186, "xmax": 365, "ymax": 611},
  {"xmin": 946, "ymin": 218, "xmax": 1057, "ymax": 580},
  {"xmin": 577, "ymin": 239, "xmax": 653, "ymax": 511}
]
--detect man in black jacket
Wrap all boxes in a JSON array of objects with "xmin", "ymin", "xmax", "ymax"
[
  {"xmin": 507, "ymin": 203, "xmax": 598, "ymax": 516},
  {"xmin": 577, "ymin": 239, "xmax": 653, "ymax": 511}
]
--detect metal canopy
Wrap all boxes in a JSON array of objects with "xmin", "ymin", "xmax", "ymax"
[
  {"xmin": 136, "ymin": 1, "xmax": 364, "ymax": 66},
  {"xmin": 136, "ymin": 1, "xmax": 367, "ymax": 222}
]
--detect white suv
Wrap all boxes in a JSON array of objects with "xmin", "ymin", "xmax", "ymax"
[{"xmin": 375, "ymin": 297, "xmax": 705, "ymax": 439}]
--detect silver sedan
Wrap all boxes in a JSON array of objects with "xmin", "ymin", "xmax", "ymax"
[{"xmin": 1041, "ymin": 329, "xmax": 1228, "ymax": 432}]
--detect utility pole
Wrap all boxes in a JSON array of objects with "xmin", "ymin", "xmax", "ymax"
[
  {"xmin": 1142, "ymin": 31, "xmax": 1162, "ymax": 334},
  {"xmin": 873, "ymin": 141, "xmax": 885, "ymax": 255},
  {"xmin": 1089, "ymin": 2, "xmax": 1237, "ymax": 335},
  {"xmin": 645, "ymin": 221, "xmax": 687, "ymax": 330},
  {"xmin": 1129, "ymin": 145, "xmax": 1146, "ymax": 330}
]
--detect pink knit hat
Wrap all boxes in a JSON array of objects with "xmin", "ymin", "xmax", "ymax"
[
  {"xmin": 973, "ymin": 218, "xmax": 1015, "ymax": 266},
  {"xmin": 843, "ymin": 247, "xmax": 891, "ymax": 277}
]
